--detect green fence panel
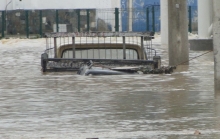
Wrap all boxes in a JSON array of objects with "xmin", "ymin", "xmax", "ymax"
[
  {"xmin": 115, "ymin": 8, "xmax": 119, "ymax": 32},
  {"xmin": 77, "ymin": 9, "xmax": 80, "ymax": 32},
  {"xmin": 1, "ymin": 11, "xmax": 5, "ymax": 38},
  {"xmin": 146, "ymin": 8, "xmax": 149, "ymax": 31},
  {"xmin": 6, "ymin": 11, "xmax": 26, "ymax": 36},
  {"xmin": 152, "ymin": 6, "xmax": 155, "ymax": 32},
  {"xmin": 1, "ymin": 7, "xmax": 198, "ymax": 36},
  {"xmin": 25, "ymin": 10, "xmax": 29, "ymax": 38},
  {"xmin": 87, "ymin": 9, "xmax": 90, "ymax": 32},
  {"xmin": 39, "ymin": 10, "xmax": 42, "ymax": 37},
  {"xmin": 188, "ymin": 6, "xmax": 192, "ymax": 33},
  {"xmin": 56, "ymin": 10, "xmax": 59, "ymax": 32},
  {"xmin": 24, "ymin": 10, "xmax": 42, "ymax": 38},
  {"xmin": 95, "ymin": 9, "xmax": 113, "ymax": 31},
  {"xmin": 42, "ymin": 10, "xmax": 56, "ymax": 33}
]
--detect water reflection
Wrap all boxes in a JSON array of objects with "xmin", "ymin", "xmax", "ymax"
[{"xmin": 0, "ymin": 39, "xmax": 219, "ymax": 138}]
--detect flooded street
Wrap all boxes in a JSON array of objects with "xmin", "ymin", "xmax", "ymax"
[{"xmin": 0, "ymin": 38, "xmax": 219, "ymax": 139}]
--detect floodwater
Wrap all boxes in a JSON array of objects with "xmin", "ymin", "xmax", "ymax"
[{"xmin": 0, "ymin": 38, "xmax": 219, "ymax": 139}]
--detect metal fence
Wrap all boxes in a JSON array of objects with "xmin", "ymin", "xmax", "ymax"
[
  {"xmin": 121, "ymin": 6, "xmax": 161, "ymax": 32},
  {"xmin": 0, "ymin": 7, "xmax": 198, "ymax": 38},
  {"xmin": 188, "ymin": 6, "xmax": 198, "ymax": 33}
]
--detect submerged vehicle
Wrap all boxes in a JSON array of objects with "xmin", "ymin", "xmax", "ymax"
[
  {"xmin": 41, "ymin": 32, "xmax": 161, "ymax": 75},
  {"xmin": 77, "ymin": 60, "xmax": 140, "ymax": 75}
]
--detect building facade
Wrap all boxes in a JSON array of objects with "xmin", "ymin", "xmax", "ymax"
[
  {"xmin": 121, "ymin": 0, "xmax": 198, "ymax": 32},
  {"xmin": 1, "ymin": 0, "xmax": 120, "ymax": 10}
]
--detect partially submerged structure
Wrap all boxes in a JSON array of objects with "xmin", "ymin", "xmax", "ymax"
[{"xmin": 41, "ymin": 32, "xmax": 162, "ymax": 75}]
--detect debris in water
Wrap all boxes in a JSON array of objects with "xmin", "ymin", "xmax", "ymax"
[
  {"xmin": 194, "ymin": 130, "xmax": 201, "ymax": 135},
  {"xmin": 141, "ymin": 66, "xmax": 176, "ymax": 74}
]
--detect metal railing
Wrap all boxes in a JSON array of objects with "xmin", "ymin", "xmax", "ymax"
[
  {"xmin": 0, "ymin": 7, "xmax": 198, "ymax": 38},
  {"xmin": 41, "ymin": 32, "xmax": 157, "ymax": 72},
  {"xmin": 44, "ymin": 32, "xmax": 155, "ymax": 60}
]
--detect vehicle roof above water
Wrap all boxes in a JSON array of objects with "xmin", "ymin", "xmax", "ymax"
[
  {"xmin": 45, "ymin": 32, "xmax": 154, "ymax": 60},
  {"xmin": 45, "ymin": 32, "xmax": 154, "ymax": 38},
  {"xmin": 57, "ymin": 43, "xmax": 145, "ymax": 60}
]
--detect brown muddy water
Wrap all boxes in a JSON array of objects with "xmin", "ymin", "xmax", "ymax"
[{"xmin": 0, "ymin": 38, "xmax": 219, "ymax": 139}]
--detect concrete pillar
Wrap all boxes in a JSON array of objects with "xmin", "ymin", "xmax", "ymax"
[
  {"xmin": 198, "ymin": 0, "xmax": 213, "ymax": 38},
  {"xmin": 168, "ymin": 0, "xmax": 189, "ymax": 66},
  {"xmin": 161, "ymin": 0, "xmax": 168, "ymax": 46},
  {"xmin": 128, "ymin": 0, "xmax": 133, "ymax": 31},
  {"xmin": 213, "ymin": 0, "xmax": 220, "ymax": 90}
]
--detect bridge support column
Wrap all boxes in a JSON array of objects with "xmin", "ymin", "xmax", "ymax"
[
  {"xmin": 198, "ymin": 0, "xmax": 213, "ymax": 38},
  {"xmin": 167, "ymin": 0, "xmax": 189, "ymax": 66},
  {"xmin": 128, "ymin": 0, "xmax": 133, "ymax": 31},
  {"xmin": 189, "ymin": 0, "xmax": 213, "ymax": 51},
  {"xmin": 161, "ymin": 0, "xmax": 168, "ymax": 46},
  {"xmin": 213, "ymin": 0, "xmax": 220, "ymax": 90}
]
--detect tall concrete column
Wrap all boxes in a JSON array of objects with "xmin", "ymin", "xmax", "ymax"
[
  {"xmin": 160, "ymin": 0, "xmax": 168, "ymax": 46},
  {"xmin": 198, "ymin": 0, "xmax": 213, "ymax": 38},
  {"xmin": 168, "ymin": 0, "xmax": 189, "ymax": 66},
  {"xmin": 213, "ymin": 0, "xmax": 220, "ymax": 90},
  {"xmin": 189, "ymin": 0, "xmax": 213, "ymax": 51},
  {"xmin": 128, "ymin": 0, "xmax": 132, "ymax": 31}
]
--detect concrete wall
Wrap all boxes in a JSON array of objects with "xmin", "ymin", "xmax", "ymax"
[
  {"xmin": 213, "ymin": 0, "xmax": 220, "ymax": 90},
  {"xmin": 168, "ymin": 0, "xmax": 189, "ymax": 66},
  {"xmin": 1, "ymin": 0, "xmax": 119, "ymax": 10}
]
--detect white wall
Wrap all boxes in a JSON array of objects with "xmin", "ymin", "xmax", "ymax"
[
  {"xmin": 1, "ymin": 0, "xmax": 120, "ymax": 10},
  {"xmin": 111, "ymin": 0, "xmax": 121, "ymax": 8},
  {"xmin": 198, "ymin": 0, "xmax": 213, "ymax": 38}
]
